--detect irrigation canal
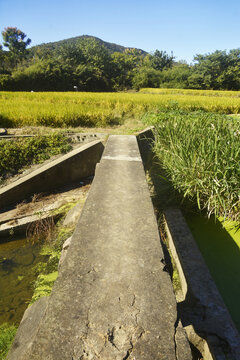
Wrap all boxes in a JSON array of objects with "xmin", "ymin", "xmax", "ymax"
[
  {"xmin": 0, "ymin": 236, "xmax": 47, "ymax": 325},
  {"xmin": 1, "ymin": 216, "xmax": 240, "ymax": 334},
  {"xmin": 185, "ymin": 213, "xmax": 240, "ymax": 333}
]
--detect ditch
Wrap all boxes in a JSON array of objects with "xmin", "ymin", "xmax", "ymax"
[
  {"xmin": 185, "ymin": 212, "xmax": 240, "ymax": 333},
  {"xmin": 0, "ymin": 236, "xmax": 48, "ymax": 326}
]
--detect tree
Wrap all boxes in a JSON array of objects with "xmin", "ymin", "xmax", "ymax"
[
  {"xmin": 159, "ymin": 63, "xmax": 192, "ymax": 88},
  {"xmin": 111, "ymin": 50, "xmax": 143, "ymax": 90},
  {"xmin": 132, "ymin": 67, "xmax": 161, "ymax": 90},
  {"xmin": 2, "ymin": 27, "xmax": 31, "ymax": 67},
  {"xmin": 0, "ymin": 44, "xmax": 4, "ymax": 72},
  {"xmin": 150, "ymin": 50, "xmax": 174, "ymax": 71}
]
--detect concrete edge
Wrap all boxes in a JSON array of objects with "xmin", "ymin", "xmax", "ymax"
[
  {"xmin": 163, "ymin": 208, "xmax": 240, "ymax": 360},
  {"xmin": 0, "ymin": 212, "xmax": 62, "ymax": 239},
  {"xmin": 0, "ymin": 140, "xmax": 104, "ymax": 210},
  {"xmin": 136, "ymin": 127, "xmax": 155, "ymax": 169}
]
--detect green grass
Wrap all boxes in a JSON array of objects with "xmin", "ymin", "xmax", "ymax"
[
  {"xmin": 0, "ymin": 323, "xmax": 17, "ymax": 360},
  {"xmin": 145, "ymin": 109, "xmax": 240, "ymax": 223}
]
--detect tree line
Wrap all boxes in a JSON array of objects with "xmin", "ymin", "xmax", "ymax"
[{"xmin": 1, "ymin": 27, "xmax": 240, "ymax": 92}]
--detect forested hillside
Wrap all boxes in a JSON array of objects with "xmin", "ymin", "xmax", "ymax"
[
  {"xmin": 1, "ymin": 27, "xmax": 240, "ymax": 91},
  {"xmin": 29, "ymin": 35, "xmax": 147, "ymax": 56}
]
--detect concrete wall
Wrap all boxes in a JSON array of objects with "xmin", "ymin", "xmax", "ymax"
[
  {"xmin": 0, "ymin": 140, "xmax": 104, "ymax": 210},
  {"xmin": 136, "ymin": 126, "xmax": 154, "ymax": 170}
]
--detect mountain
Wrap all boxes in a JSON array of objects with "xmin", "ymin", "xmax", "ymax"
[{"xmin": 30, "ymin": 35, "xmax": 147, "ymax": 55}]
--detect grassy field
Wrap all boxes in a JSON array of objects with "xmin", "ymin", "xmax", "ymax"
[{"xmin": 1, "ymin": 90, "xmax": 240, "ymax": 129}]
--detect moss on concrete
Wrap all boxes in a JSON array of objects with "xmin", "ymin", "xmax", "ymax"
[
  {"xmin": 30, "ymin": 272, "xmax": 58, "ymax": 304},
  {"xmin": 29, "ymin": 222, "xmax": 75, "ymax": 306}
]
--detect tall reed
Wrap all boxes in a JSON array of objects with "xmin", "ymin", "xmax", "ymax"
[{"xmin": 146, "ymin": 110, "xmax": 240, "ymax": 222}]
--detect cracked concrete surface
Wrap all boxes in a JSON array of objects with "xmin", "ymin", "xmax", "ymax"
[{"xmin": 8, "ymin": 135, "xmax": 191, "ymax": 360}]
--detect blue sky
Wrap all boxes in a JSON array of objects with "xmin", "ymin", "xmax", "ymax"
[{"xmin": 1, "ymin": 0, "xmax": 240, "ymax": 63}]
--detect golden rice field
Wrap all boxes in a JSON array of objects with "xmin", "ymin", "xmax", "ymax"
[
  {"xmin": 139, "ymin": 88, "xmax": 240, "ymax": 97},
  {"xmin": 1, "ymin": 90, "xmax": 240, "ymax": 128}
]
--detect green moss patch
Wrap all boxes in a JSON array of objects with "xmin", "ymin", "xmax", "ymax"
[{"xmin": 30, "ymin": 271, "xmax": 58, "ymax": 304}]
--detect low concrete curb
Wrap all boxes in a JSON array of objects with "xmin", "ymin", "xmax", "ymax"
[
  {"xmin": 0, "ymin": 140, "xmax": 104, "ymax": 210},
  {"xmin": 136, "ymin": 126, "xmax": 154, "ymax": 169},
  {"xmin": 0, "ymin": 212, "xmax": 59, "ymax": 240},
  {"xmin": 164, "ymin": 208, "xmax": 240, "ymax": 360}
]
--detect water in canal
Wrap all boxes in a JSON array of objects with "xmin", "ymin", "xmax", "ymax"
[
  {"xmin": 185, "ymin": 213, "xmax": 240, "ymax": 333},
  {"xmin": 0, "ymin": 236, "xmax": 48, "ymax": 325}
]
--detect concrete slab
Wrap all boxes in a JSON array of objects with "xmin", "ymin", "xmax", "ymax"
[
  {"xmin": 0, "ymin": 182, "xmax": 91, "ymax": 239},
  {"xmin": 0, "ymin": 140, "xmax": 104, "ymax": 210},
  {"xmin": 8, "ymin": 136, "xmax": 191, "ymax": 360}
]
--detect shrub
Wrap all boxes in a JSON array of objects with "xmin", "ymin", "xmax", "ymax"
[{"xmin": 0, "ymin": 133, "xmax": 72, "ymax": 179}]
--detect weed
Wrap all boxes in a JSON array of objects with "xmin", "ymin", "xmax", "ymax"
[
  {"xmin": 145, "ymin": 109, "xmax": 240, "ymax": 222},
  {"xmin": 26, "ymin": 216, "xmax": 56, "ymax": 244},
  {"xmin": 0, "ymin": 323, "xmax": 17, "ymax": 360}
]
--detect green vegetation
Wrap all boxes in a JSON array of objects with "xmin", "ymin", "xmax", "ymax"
[
  {"xmin": 1, "ymin": 27, "xmax": 31, "ymax": 70},
  {"xmin": 1, "ymin": 89, "xmax": 239, "ymax": 226},
  {"xmin": 30, "ymin": 271, "xmax": 58, "ymax": 304},
  {"xmin": 0, "ymin": 133, "xmax": 72, "ymax": 180},
  {"xmin": 29, "ymin": 207, "xmax": 77, "ymax": 304},
  {"xmin": 0, "ymin": 323, "xmax": 17, "ymax": 360},
  {"xmin": 1, "ymin": 28, "xmax": 240, "ymax": 91},
  {"xmin": 0, "ymin": 30, "xmax": 174, "ymax": 92},
  {"xmin": 145, "ymin": 110, "xmax": 240, "ymax": 223}
]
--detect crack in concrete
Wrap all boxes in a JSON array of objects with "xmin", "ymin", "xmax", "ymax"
[
  {"xmin": 107, "ymin": 327, "xmax": 120, "ymax": 351},
  {"xmin": 131, "ymin": 295, "xmax": 136, "ymax": 307},
  {"xmin": 173, "ymin": 317, "xmax": 179, "ymax": 360},
  {"xmin": 122, "ymin": 338, "xmax": 133, "ymax": 360},
  {"xmin": 77, "ymin": 268, "xmax": 97, "ymax": 278},
  {"xmin": 131, "ymin": 295, "xmax": 140, "ymax": 326}
]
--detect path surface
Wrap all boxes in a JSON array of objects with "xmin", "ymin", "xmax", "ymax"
[{"xmin": 8, "ymin": 135, "xmax": 191, "ymax": 360}]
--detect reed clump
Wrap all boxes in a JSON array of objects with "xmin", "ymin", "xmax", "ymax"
[{"xmin": 146, "ymin": 109, "xmax": 240, "ymax": 222}]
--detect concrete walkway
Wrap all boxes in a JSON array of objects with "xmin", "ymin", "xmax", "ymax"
[{"xmin": 8, "ymin": 135, "xmax": 191, "ymax": 360}]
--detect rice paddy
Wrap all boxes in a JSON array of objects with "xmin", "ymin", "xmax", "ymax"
[{"xmin": 1, "ymin": 89, "xmax": 240, "ymax": 129}]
